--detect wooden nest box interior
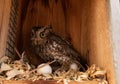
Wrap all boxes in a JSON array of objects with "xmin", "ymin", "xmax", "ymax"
[{"xmin": 0, "ymin": 0, "xmax": 116, "ymax": 84}]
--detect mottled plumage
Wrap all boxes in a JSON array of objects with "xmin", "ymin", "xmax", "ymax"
[{"xmin": 31, "ymin": 25, "xmax": 86, "ymax": 71}]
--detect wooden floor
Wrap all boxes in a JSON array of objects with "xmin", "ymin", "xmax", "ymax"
[{"xmin": 2, "ymin": 80, "xmax": 98, "ymax": 84}]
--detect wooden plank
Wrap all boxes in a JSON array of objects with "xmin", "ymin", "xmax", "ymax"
[
  {"xmin": 2, "ymin": 80, "xmax": 98, "ymax": 84},
  {"xmin": 69, "ymin": 81, "xmax": 98, "ymax": 84},
  {"xmin": 85, "ymin": 1, "xmax": 116, "ymax": 84},
  {"xmin": 0, "ymin": 0, "xmax": 4, "ymax": 31},
  {"xmin": 0, "ymin": 0, "xmax": 11, "ymax": 57}
]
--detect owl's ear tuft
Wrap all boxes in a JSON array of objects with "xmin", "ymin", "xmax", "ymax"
[
  {"xmin": 32, "ymin": 26, "xmax": 42, "ymax": 32},
  {"xmin": 47, "ymin": 25, "xmax": 53, "ymax": 32}
]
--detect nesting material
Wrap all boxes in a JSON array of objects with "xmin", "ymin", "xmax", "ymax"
[
  {"xmin": 6, "ymin": 69, "xmax": 24, "ymax": 80},
  {"xmin": 0, "ymin": 63, "xmax": 12, "ymax": 72},
  {"xmin": 0, "ymin": 52, "xmax": 108, "ymax": 84}
]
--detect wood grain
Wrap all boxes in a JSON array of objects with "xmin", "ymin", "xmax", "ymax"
[
  {"xmin": 2, "ymin": 80, "xmax": 98, "ymax": 84},
  {"xmin": 0, "ymin": 0, "xmax": 4, "ymax": 31},
  {"xmin": 0, "ymin": 0, "xmax": 11, "ymax": 58}
]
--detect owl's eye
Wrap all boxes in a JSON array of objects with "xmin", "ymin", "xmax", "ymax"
[{"xmin": 40, "ymin": 32, "xmax": 45, "ymax": 38}]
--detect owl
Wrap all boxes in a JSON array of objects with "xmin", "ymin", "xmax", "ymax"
[{"xmin": 31, "ymin": 25, "xmax": 86, "ymax": 72}]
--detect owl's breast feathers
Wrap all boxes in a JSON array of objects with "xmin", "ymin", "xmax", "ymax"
[{"xmin": 40, "ymin": 33, "xmax": 81, "ymax": 64}]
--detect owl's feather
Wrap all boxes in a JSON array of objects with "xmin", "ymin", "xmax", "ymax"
[{"xmin": 31, "ymin": 26, "xmax": 86, "ymax": 71}]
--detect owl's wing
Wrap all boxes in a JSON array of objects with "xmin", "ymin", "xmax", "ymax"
[
  {"xmin": 48, "ymin": 33, "xmax": 81, "ymax": 59},
  {"xmin": 48, "ymin": 33, "xmax": 86, "ymax": 71}
]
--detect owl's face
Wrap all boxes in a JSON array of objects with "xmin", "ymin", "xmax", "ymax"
[{"xmin": 31, "ymin": 25, "xmax": 52, "ymax": 46}]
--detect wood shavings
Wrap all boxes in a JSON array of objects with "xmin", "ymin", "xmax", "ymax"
[
  {"xmin": 0, "ymin": 63, "xmax": 12, "ymax": 72},
  {"xmin": 0, "ymin": 56, "xmax": 10, "ymax": 64},
  {"xmin": 76, "ymin": 72, "xmax": 89, "ymax": 81},
  {"xmin": 63, "ymin": 79, "xmax": 70, "ymax": 84},
  {"xmin": 0, "ymin": 49, "xmax": 108, "ymax": 84},
  {"xmin": 54, "ymin": 64, "xmax": 108, "ymax": 84},
  {"xmin": 6, "ymin": 69, "xmax": 24, "ymax": 80},
  {"xmin": 86, "ymin": 64, "xmax": 107, "ymax": 80},
  {"xmin": 0, "ymin": 60, "xmax": 108, "ymax": 84}
]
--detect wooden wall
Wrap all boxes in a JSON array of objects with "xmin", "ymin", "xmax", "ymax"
[
  {"xmin": 0, "ymin": 0, "xmax": 11, "ymax": 57},
  {"xmin": 16, "ymin": 0, "xmax": 116, "ymax": 84}
]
